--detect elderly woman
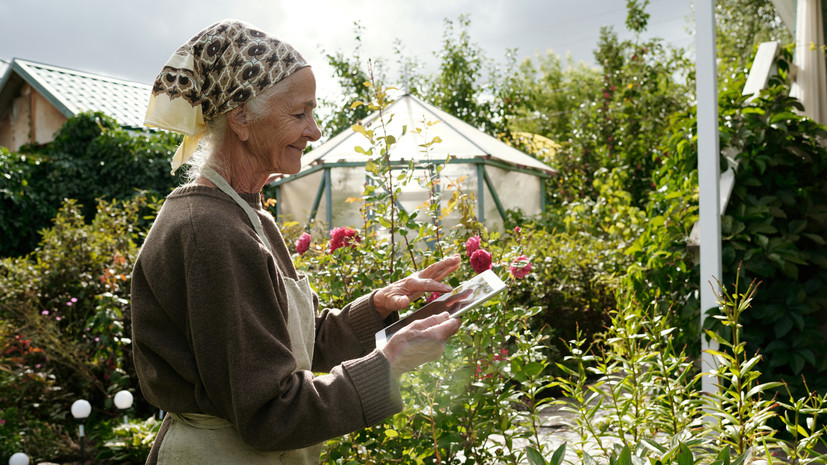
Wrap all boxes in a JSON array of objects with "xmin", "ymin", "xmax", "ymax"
[{"xmin": 131, "ymin": 20, "xmax": 463, "ymax": 464}]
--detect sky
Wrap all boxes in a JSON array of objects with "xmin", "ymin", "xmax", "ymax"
[{"xmin": 0, "ymin": 0, "xmax": 696, "ymax": 103}]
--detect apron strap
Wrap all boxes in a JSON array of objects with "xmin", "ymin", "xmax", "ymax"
[{"xmin": 201, "ymin": 166, "xmax": 276, "ymax": 257}]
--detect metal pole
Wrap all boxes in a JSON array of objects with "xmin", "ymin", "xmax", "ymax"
[{"xmin": 696, "ymin": 0, "xmax": 722, "ymax": 396}]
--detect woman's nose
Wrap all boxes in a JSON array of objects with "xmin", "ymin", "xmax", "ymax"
[{"xmin": 306, "ymin": 117, "xmax": 322, "ymax": 142}]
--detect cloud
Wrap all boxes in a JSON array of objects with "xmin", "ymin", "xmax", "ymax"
[{"xmin": 0, "ymin": 0, "xmax": 693, "ymax": 102}]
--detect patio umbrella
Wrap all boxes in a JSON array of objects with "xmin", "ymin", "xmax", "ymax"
[{"xmin": 790, "ymin": 0, "xmax": 827, "ymax": 126}]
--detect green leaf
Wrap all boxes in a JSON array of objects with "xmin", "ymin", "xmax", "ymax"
[
  {"xmin": 617, "ymin": 445, "xmax": 632, "ymax": 465},
  {"xmin": 549, "ymin": 443, "xmax": 566, "ymax": 465},
  {"xmin": 583, "ymin": 451, "xmax": 598, "ymax": 465},
  {"xmin": 526, "ymin": 446, "xmax": 547, "ymax": 465},
  {"xmin": 524, "ymin": 361, "xmax": 545, "ymax": 377},
  {"xmin": 676, "ymin": 443, "xmax": 694, "ymax": 465}
]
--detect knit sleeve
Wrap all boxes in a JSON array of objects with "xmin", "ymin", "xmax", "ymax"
[{"xmin": 184, "ymin": 226, "xmax": 401, "ymax": 451}]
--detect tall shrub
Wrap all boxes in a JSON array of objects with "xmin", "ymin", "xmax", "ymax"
[
  {"xmin": 0, "ymin": 112, "xmax": 181, "ymax": 258},
  {"xmin": 624, "ymin": 53, "xmax": 827, "ymax": 395},
  {"xmin": 0, "ymin": 195, "xmax": 159, "ymax": 462}
]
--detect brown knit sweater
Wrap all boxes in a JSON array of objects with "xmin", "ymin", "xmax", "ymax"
[{"xmin": 131, "ymin": 185, "xmax": 402, "ymax": 453}]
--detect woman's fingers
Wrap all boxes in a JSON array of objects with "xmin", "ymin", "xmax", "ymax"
[
  {"xmin": 381, "ymin": 312, "xmax": 461, "ymax": 377},
  {"xmin": 419, "ymin": 254, "xmax": 461, "ymax": 281}
]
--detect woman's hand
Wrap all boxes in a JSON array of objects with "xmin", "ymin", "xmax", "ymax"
[
  {"xmin": 380, "ymin": 312, "xmax": 461, "ymax": 378},
  {"xmin": 373, "ymin": 254, "xmax": 461, "ymax": 319}
]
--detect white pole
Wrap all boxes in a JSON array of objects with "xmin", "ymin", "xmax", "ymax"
[{"xmin": 695, "ymin": 0, "xmax": 721, "ymax": 396}]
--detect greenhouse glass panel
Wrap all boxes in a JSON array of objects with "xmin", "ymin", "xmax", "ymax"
[
  {"xmin": 486, "ymin": 166, "xmax": 542, "ymax": 216},
  {"xmin": 330, "ymin": 167, "xmax": 366, "ymax": 228},
  {"xmin": 279, "ymin": 171, "xmax": 324, "ymax": 226}
]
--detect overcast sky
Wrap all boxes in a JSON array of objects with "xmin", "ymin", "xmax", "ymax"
[{"xmin": 0, "ymin": 0, "xmax": 695, "ymax": 102}]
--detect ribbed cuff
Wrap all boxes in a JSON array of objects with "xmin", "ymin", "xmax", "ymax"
[
  {"xmin": 342, "ymin": 349, "xmax": 403, "ymax": 426},
  {"xmin": 349, "ymin": 291, "xmax": 385, "ymax": 350}
]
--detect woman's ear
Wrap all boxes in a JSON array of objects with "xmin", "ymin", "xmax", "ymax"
[{"xmin": 227, "ymin": 106, "xmax": 250, "ymax": 142}]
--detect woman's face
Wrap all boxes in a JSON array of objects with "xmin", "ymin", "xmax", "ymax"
[{"xmin": 247, "ymin": 67, "xmax": 322, "ymax": 175}]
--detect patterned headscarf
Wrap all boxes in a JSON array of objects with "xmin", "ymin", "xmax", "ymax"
[{"xmin": 144, "ymin": 19, "xmax": 309, "ymax": 173}]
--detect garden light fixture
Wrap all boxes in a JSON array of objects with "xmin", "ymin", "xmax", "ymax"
[
  {"xmin": 114, "ymin": 390, "xmax": 134, "ymax": 424},
  {"xmin": 8, "ymin": 452, "xmax": 29, "ymax": 465},
  {"xmin": 70, "ymin": 399, "xmax": 91, "ymax": 461}
]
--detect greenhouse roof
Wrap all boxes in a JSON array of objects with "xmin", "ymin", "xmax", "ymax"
[
  {"xmin": 0, "ymin": 58, "xmax": 151, "ymax": 129},
  {"xmin": 272, "ymin": 94, "xmax": 555, "ymax": 182}
]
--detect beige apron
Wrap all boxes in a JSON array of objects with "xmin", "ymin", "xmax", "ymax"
[{"xmin": 154, "ymin": 168, "xmax": 322, "ymax": 464}]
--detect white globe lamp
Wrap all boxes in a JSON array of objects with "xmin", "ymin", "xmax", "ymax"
[
  {"xmin": 70, "ymin": 399, "xmax": 91, "ymax": 460},
  {"xmin": 114, "ymin": 390, "xmax": 134, "ymax": 424},
  {"xmin": 70, "ymin": 399, "xmax": 91, "ymax": 420},
  {"xmin": 8, "ymin": 452, "xmax": 29, "ymax": 465},
  {"xmin": 114, "ymin": 390, "xmax": 133, "ymax": 410}
]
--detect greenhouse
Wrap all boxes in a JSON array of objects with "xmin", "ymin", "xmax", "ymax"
[{"xmin": 268, "ymin": 93, "xmax": 556, "ymax": 232}]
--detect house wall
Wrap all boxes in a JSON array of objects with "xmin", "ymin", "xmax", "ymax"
[
  {"xmin": 0, "ymin": 83, "xmax": 67, "ymax": 151},
  {"xmin": 32, "ymin": 89, "xmax": 67, "ymax": 146}
]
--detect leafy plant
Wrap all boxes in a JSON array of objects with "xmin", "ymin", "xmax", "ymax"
[
  {"xmin": 0, "ymin": 111, "xmax": 181, "ymax": 258},
  {"xmin": 98, "ymin": 416, "xmax": 161, "ymax": 464},
  {"xmin": 0, "ymin": 194, "xmax": 160, "ymax": 461},
  {"xmin": 704, "ymin": 274, "xmax": 782, "ymax": 457}
]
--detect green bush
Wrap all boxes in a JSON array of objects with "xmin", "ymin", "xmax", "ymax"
[
  {"xmin": 0, "ymin": 112, "xmax": 181, "ymax": 258},
  {"xmin": 98, "ymin": 416, "xmax": 161, "ymax": 464},
  {"xmin": 0, "ymin": 194, "xmax": 160, "ymax": 461},
  {"xmin": 543, "ymin": 276, "xmax": 827, "ymax": 465},
  {"xmin": 717, "ymin": 78, "xmax": 827, "ymax": 396},
  {"xmin": 623, "ymin": 52, "xmax": 827, "ymax": 394}
]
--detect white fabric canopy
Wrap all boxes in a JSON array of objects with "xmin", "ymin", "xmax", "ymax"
[{"xmin": 790, "ymin": 0, "xmax": 827, "ymax": 125}]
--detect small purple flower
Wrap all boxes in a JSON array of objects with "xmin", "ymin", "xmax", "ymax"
[{"xmin": 41, "ymin": 310, "xmax": 49, "ymax": 315}]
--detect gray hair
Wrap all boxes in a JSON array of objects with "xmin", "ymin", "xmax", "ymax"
[{"xmin": 181, "ymin": 82, "xmax": 287, "ymax": 184}]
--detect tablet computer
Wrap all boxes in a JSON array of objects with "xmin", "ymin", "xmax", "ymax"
[{"xmin": 374, "ymin": 269, "xmax": 507, "ymax": 348}]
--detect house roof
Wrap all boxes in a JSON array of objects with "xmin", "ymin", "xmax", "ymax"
[
  {"xmin": 273, "ymin": 93, "xmax": 555, "ymax": 182},
  {"xmin": 0, "ymin": 58, "xmax": 151, "ymax": 129}
]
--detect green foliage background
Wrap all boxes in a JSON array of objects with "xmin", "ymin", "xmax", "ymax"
[{"xmin": 0, "ymin": 111, "xmax": 181, "ymax": 258}]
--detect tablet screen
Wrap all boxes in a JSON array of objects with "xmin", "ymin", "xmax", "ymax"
[{"xmin": 375, "ymin": 270, "xmax": 506, "ymax": 346}]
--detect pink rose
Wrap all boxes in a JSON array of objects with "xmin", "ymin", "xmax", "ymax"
[
  {"xmin": 426, "ymin": 292, "xmax": 442, "ymax": 303},
  {"xmin": 470, "ymin": 249, "xmax": 492, "ymax": 274},
  {"xmin": 510, "ymin": 255, "xmax": 532, "ymax": 279},
  {"xmin": 465, "ymin": 235, "xmax": 481, "ymax": 256},
  {"xmin": 329, "ymin": 227, "xmax": 361, "ymax": 253},
  {"xmin": 296, "ymin": 232, "xmax": 311, "ymax": 255}
]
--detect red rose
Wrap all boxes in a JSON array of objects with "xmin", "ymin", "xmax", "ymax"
[
  {"xmin": 509, "ymin": 255, "xmax": 532, "ymax": 279},
  {"xmin": 465, "ymin": 235, "xmax": 482, "ymax": 256},
  {"xmin": 296, "ymin": 232, "xmax": 311, "ymax": 255},
  {"xmin": 329, "ymin": 227, "xmax": 360, "ymax": 253},
  {"xmin": 470, "ymin": 249, "xmax": 492, "ymax": 274}
]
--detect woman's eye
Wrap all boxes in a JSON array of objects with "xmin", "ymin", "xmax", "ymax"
[{"xmin": 293, "ymin": 113, "xmax": 305, "ymax": 119}]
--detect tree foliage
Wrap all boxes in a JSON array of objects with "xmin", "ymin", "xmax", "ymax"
[
  {"xmin": 715, "ymin": 0, "xmax": 793, "ymax": 90},
  {"xmin": 0, "ymin": 112, "xmax": 182, "ymax": 258}
]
